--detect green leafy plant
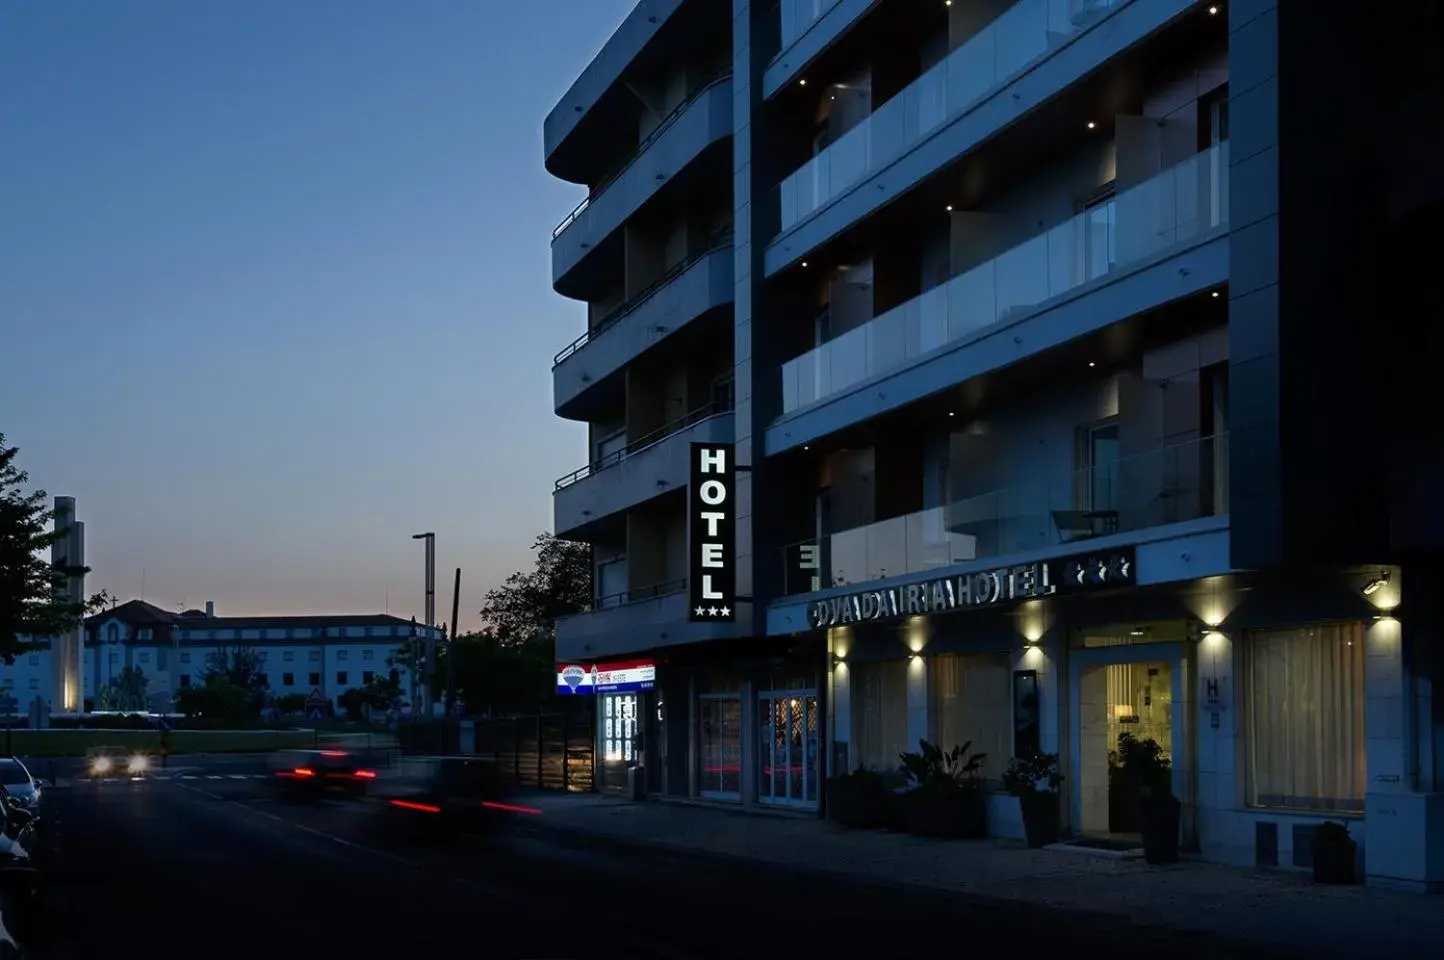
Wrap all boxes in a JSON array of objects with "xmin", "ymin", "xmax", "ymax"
[
  {"xmin": 1316, "ymin": 820, "xmax": 1351, "ymax": 843},
  {"xmin": 1003, "ymin": 752, "xmax": 1063, "ymax": 796},
  {"xmin": 898, "ymin": 739, "xmax": 986, "ymax": 792},
  {"xmin": 1111, "ymin": 732, "xmax": 1172, "ymax": 798}
]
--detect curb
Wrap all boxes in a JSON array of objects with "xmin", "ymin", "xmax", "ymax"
[{"xmin": 514, "ymin": 818, "xmax": 1302, "ymax": 957}]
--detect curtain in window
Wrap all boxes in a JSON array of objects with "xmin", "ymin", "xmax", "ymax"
[
  {"xmin": 850, "ymin": 660, "xmax": 909, "ymax": 774},
  {"xmin": 1245, "ymin": 621, "xmax": 1366, "ymax": 813},
  {"xmin": 929, "ymin": 652, "xmax": 1011, "ymax": 780}
]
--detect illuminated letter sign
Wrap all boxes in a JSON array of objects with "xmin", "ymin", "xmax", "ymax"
[{"xmin": 689, "ymin": 443, "xmax": 735, "ymax": 621}]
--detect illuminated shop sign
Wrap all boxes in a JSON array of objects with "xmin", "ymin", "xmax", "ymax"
[
  {"xmin": 805, "ymin": 548, "xmax": 1135, "ymax": 629},
  {"xmin": 688, "ymin": 443, "xmax": 735, "ymax": 621},
  {"xmin": 555, "ymin": 659, "xmax": 656, "ymax": 695}
]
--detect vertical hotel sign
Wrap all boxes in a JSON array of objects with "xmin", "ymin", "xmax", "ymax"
[{"xmin": 689, "ymin": 443, "xmax": 735, "ymax": 621}]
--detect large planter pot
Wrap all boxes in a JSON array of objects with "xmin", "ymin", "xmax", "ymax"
[
  {"xmin": 1138, "ymin": 794, "xmax": 1181, "ymax": 864},
  {"xmin": 1108, "ymin": 765, "xmax": 1140, "ymax": 834},
  {"xmin": 1017, "ymin": 790, "xmax": 1062, "ymax": 848},
  {"xmin": 827, "ymin": 777, "xmax": 888, "ymax": 829},
  {"xmin": 903, "ymin": 785, "xmax": 987, "ymax": 839},
  {"xmin": 1313, "ymin": 836, "xmax": 1358, "ymax": 885}
]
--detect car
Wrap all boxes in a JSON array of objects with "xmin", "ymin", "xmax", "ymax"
[
  {"xmin": 84, "ymin": 746, "xmax": 149, "ymax": 779},
  {"xmin": 369, "ymin": 756, "xmax": 537, "ymax": 837},
  {"xmin": 267, "ymin": 749, "xmax": 377, "ymax": 801},
  {"xmin": 0, "ymin": 764, "xmax": 39, "ymax": 814}
]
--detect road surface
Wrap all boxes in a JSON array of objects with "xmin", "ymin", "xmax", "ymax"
[{"xmin": 38, "ymin": 757, "xmax": 1299, "ymax": 959}]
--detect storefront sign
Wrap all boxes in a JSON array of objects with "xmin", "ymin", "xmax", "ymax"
[
  {"xmin": 688, "ymin": 443, "xmax": 735, "ymax": 621},
  {"xmin": 555, "ymin": 659, "xmax": 656, "ymax": 695},
  {"xmin": 805, "ymin": 548, "xmax": 1134, "ymax": 629}
]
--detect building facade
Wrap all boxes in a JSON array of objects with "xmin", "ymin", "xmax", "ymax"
[
  {"xmin": 544, "ymin": 0, "xmax": 1444, "ymax": 890},
  {"xmin": 12, "ymin": 600, "xmax": 439, "ymax": 714}
]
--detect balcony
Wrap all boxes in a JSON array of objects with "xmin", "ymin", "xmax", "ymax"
[
  {"xmin": 553, "ymin": 235, "xmax": 734, "ymax": 418},
  {"xmin": 777, "ymin": 434, "xmax": 1227, "ymax": 596},
  {"xmin": 780, "ymin": 142, "xmax": 1229, "ymax": 416},
  {"xmin": 775, "ymin": 0, "xmax": 1132, "ymax": 234},
  {"xmin": 554, "ymin": 406, "xmax": 736, "ymax": 537},
  {"xmin": 780, "ymin": 0, "xmax": 842, "ymax": 49},
  {"xmin": 555, "ymin": 579, "xmax": 737, "ymax": 662},
  {"xmin": 551, "ymin": 73, "xmax": 733, "ymax": 296}
]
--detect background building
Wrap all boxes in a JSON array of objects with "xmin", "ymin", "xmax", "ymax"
[
  {"xmin": 12, "ymin": 600, "xmax": 439, "ymax": 714},
  {"xmin": 545, "ymin": 0, "xmax": 1444, "ymax": 889}
]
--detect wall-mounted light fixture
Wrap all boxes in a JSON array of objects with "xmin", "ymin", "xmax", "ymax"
[{"xmin": 1363, "ymin": 570, "xmax": 1391, "ymax": 597}]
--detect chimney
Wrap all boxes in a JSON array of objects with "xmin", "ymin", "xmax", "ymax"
[{"xmin": 205, "ymin": 601, "xmax": 215, "ymax": 619}]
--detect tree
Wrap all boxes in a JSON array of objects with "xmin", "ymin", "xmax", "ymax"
[
  {"xmin": 106, "ymin": 665, "xmax": 149, "ymax": 712},
  {"xmin": 0, "ymin": 434, "xmax": 113, "ymax": 661},
  {"xmin": 202, "ymin": 645, "xmax": 267, "ymax": 691},
  {"xmin": 479, "ymin": 533, "xmax": 590, "ymax": 648}
]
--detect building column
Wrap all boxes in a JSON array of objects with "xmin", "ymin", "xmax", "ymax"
[
  {"xmin": 1365, "ymin": 568, "xmax": 1444, "ymax": 891},
  {"xmin": 828, "ymin": 625, "xmax": 852, "ymax": 777}
]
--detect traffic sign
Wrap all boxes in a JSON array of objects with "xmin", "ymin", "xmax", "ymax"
[
  {"xmin": 305, "ymin": 688, "xmax": 326, "ymax": 707},
  {"xmin": 306, "ymin": 706, "xmax": 325, "ymax": 721}
]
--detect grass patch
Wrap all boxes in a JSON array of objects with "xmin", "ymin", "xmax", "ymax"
[{"xmin": 4, "ymin": 728, "xmax": 316, "ymax": 757}]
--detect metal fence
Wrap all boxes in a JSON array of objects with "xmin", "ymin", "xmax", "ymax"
[{"xmin": 398, "ymin": 713, "xmax": 594, "ymax": 793}]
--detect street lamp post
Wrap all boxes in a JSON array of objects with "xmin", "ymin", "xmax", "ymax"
[{"xmin": 412, "ymin": 533, "xmax": 436, "ymax": 716}]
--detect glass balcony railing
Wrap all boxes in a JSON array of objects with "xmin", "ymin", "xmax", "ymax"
[
  {"xmin": 779, "ymin": 0, "xmax": 842, "ymax": 50},
  {"xmin": 777, "ymin": 0, "xmax": 1130, "ymax": 231},
  {"xmin": 777, "ymin": 433, "xmax": 1228, "ymax": 596},
  {"xmin": 781, "ymin": 141, "xmax": 1229, "ymax": 413}
]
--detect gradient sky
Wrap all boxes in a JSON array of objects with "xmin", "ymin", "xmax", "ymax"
[{"xmin": 0, "ymin": 0, "xmax": 635, "ymax": 632}]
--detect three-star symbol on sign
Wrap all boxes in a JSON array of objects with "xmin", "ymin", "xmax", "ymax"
[{"xmin": 694, "ymin": 606, "xmax": 732, "ymax": 617}]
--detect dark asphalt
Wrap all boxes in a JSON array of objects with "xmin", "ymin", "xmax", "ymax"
[{"xmin": 34, "ymin": 757, "xmax": 1301, "ymax": 960}]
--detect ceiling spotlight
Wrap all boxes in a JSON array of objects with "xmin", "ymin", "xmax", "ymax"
[
  {"xmin": 803, "ymin": 445, "xmax": 810, "ymax": 451},
  {"xmin": 800, "ymin": 79, "xmax": 807, "ymax": 86},
  {"xmin": 1088, "ymin": 361, "xmax": 1096, "ymax": 367},
  {"xmin": 945, "ymin": 205, "xmax": 953, "ymax": 212},
  {"xmin": 948, "ymin": 412, "xmax": 955, "ymax": 417},
  {"xmin": 1087, "ymin": 121, "xmax": 1096, "ymax": 129},
  {"xmin": 1212, "ymin": 291, "xmax": 1220, "ymax": 297},
  {"xmin": 1208, "ymin": 5, "xmax": 1218, "ymax": 14},
  {"xmin": 801, "ymin": 261, "xmax": 808, "ymax": 268},
  {"xmin": 1362, "ymin": 570, "xmax": 1390, "ymax": 597}
]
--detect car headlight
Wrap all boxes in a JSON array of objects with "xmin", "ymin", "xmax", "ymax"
[
  {"xmin": 91, "ymin": 757, "xmax": 111, "ymax": 773},
  {"xmin": 128, "ymin": 755, "xmax": 148, "ymax": 773}
]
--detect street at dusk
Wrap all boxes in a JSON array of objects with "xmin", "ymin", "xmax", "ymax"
[{"xmin": 35, "ymin": 755, "xmax": 1302, "ymax": 960}]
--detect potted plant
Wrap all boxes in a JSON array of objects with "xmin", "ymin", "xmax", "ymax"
[
  {"xmin": 1312, "ymin": 821, "xmax": 1358, "ymax": 884},
  {"xmin": 1003, "ymin": 753, "xmax": 1063, "ymax": 848},
  {"xmin": 1114, "ymin": 733, "xmax": 1179, "ymax": 864},
  {"xmin": 898, "ymin": 739, "xmax": 988, "ymax": 839},
  {"xmin": 826, "ymin": 766, "xmax": 891, "ymax": 828}
]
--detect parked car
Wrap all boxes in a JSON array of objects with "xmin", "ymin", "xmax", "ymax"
[
  {"xmin": 369, "ymin": 756, "xmax": 535, "ymax": 836},
  {"xmin": 267, "ymin": 749, "xmax": 377, "ymax": 801},
  {"xmin": 0, "ymin": 764, "xmax": 39, "ymax": 813},
  {"xmin": 84, "ymin": 746, "xmax": 148, "ymax": 779}
]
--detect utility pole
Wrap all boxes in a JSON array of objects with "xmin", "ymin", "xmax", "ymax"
[
  {"xmin": 412, "ymin": 533, "xmax": 436, "ymax": 715},
  {"xmin": 447, "ymin": 567, "xmax": 461, "ymax": 714}
]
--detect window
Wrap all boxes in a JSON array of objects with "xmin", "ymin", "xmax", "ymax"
[
  {"xmin": 850, "ymin": 660, "xmax": 909, "ymax": 773},
  {"xmin": 336, "ymin": 671, "xmax": 348, "ymax": 686},
  {"xmin": 108, "ymin": 652, "xmax": 118, "ymax": 664},
  {"xmin": 282, "ymin": 672, "xmax": 294, "ymax": 686},
  {"xmin": 930, "ymin": 652, "xmax": 1012, "ymax": 781},
  {"xmin": 257, "ymin": 673, "xmax": 269, "ymax": 687},
  {"xmin": 2, "ymin": 680, "xmax": 12, "ymax": 689},
  {"xmin": 283, "ymin": 651, "xmax": 294, "ymax": 662},
  {"xmin": 138, "ymin": 628, "xmax": 153, "ymax": 640},
  {"xmin": 309, "ymin": 650, "xmax": 321, "ymax": 662},
  {"xmin": 27, "ymin": 679, "xmax": 37, "ymax": 690},
  {"xmin": 27, "ymin": 654, "xmax": 37, "ymax": 666},
  {"xmin": 1245, "ymin": 621, "xmax": 1367, "ymax": 813},
  {"xmin": 362, "ymin": 649, "xmax": 374, "ymax": 660},
  {"xmin": 180, "ymin": 652, "xmax": 191, "ymax": 664},
  {"xmin": 179, "ymin": 675, "xmax": 191, "ymax": 687},
  {"xmin": 137, "ymin": 652, "xmax": 150, "ymax": 664},
  {"xmin": 362, "ymin": 671, "xmax": 374, "ymax": 685},
  {"xmin": 337, "ymin": 649, "xmax": 349, "ymax": 661},
  {"xmin": 308, "ymin": 672, "xmax": 321, "ymax": 687}
]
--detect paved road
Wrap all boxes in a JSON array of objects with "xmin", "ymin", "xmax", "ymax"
[{"xmin": 37, "ymin": 757, "xmax": 1301, "ymax": 959}]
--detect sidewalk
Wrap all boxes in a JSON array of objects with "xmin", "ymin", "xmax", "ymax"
[{"xmin": 521, "ymin": 792, "xmax": 1444, "ymax": 958}]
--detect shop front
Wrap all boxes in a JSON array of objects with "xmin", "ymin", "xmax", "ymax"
[{"xmin": 556, "ymin": 658, "xmax": 657, "ymax": 797}]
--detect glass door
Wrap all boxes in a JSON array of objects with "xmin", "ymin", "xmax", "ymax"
[
  {"xmin": 698, "ymin": 694, "xmax": 742, "ymax": 800},
  {"xmin": 757, "ymin": 691, "xmax": 820, "ymax": 808}
]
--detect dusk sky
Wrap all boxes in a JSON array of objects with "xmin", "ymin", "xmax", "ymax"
[{"xmin": 0, "ymin": 0, "xmax": 634, "ymax": 632}]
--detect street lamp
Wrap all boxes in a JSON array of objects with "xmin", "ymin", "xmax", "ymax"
[{"xmin": 412, "ymin": 533, "xmax": 436, "ymax": 716}]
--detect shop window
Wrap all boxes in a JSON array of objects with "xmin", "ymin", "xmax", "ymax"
[
  {"xmin": 929, "ymin": 652, "xmax": 1012, "ymax": 781},
  {"xmin": 1244, "ymin": 621, "xmax": 1366, "ymax": 813},
  {"xmin": 850, "ymin": 660, "xmax": 909, "ymax": 773}
]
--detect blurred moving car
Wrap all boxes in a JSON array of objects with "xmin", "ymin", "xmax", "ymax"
[
  {"xmin": 0, "ymin": 764, "xmax": 39, "ymax": 813},
  {"xmin": 84, "ymin": 746, "xmax": 149, "ymax": 779},
  {"xmin": 0, "ymin": 788, "xmax": 42, "ymax": 959},
  {"xmin": 371, "ymin": 756, "xmax": 539, "ymax": 835},
  {"xmin": 267, "ymin": 749, "xmax": 377, "ymax": 801}
]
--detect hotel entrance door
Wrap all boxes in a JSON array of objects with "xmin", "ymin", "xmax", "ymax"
[{"xmin": 757, "ymin": 691, "xmax": 819, "ymax": 808}]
